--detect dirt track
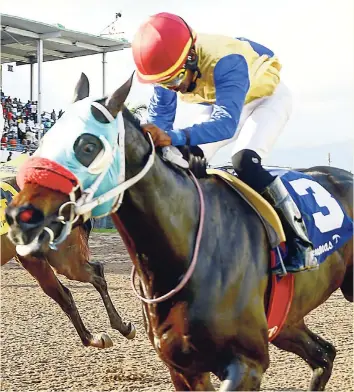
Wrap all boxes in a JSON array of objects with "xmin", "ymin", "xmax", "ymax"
[{"xmin": 1, "ymin": 232, "xmax": 353, "ymax": 391}]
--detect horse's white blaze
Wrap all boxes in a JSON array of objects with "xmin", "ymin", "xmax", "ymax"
[{"xmin": 289, "ymin": 178, "xmax": 345, "ymax": 233}]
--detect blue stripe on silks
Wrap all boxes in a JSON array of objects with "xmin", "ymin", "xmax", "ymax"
[
  {"xmin": 236, "ymin": 37, "xmax": 274, "ymax": 57},
  {"xmin": 148, "ymin": 86, "xmax": 177, "ymax": 132},
  {"xmin": 168, "ymin": 54, "xmax": 250, "ymax": 146}
]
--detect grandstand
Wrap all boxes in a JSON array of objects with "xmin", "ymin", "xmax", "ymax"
[
  {"xmin": 1, "ymin": 14, "xmax": 130, "ymax": 162},
  {"xmin": 1, "ymin": 92, "xmax": 57, "ymax": 161}
]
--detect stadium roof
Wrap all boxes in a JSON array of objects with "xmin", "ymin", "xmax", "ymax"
[{"xmin": 1, "ymin": 14, "xmax": 130, "ymax": 66}]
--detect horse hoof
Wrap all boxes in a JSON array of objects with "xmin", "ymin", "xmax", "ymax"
[
  {"xmin": 126, "ymin": 323, "xmax": 136, "ymax": 340},
  {"xmin": 99, "ymin": 333, "xmax": 113, "ymax": 348}
]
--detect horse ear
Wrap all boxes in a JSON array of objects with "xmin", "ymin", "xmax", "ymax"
[
  {"xmin": 105, "ymin": 72, "xmax": 134, "ymax": 118},
  {"xmin": 73, "ymin": 73, "xmax": 90, "ymax": 103}
]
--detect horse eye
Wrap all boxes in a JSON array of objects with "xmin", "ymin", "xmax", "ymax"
[
  {"xmin": 74, "ymin": 133, "xmax": 103, "ymax": 167},
  {"xmin": 83, "ymin": 144, "xmax": 95, "ymax": 154}
]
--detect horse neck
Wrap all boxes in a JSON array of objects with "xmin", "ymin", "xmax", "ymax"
[{"xmin": 119, "ymin": 110, "xmax": 200, "ymax": 281}]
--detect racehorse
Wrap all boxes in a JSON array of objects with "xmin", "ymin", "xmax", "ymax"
[
  {"xmin": 5, "ymin": 74, "xmax": 353, "ymax": 391},
  {"xmin": 1, "ymin": 176, "xmax": 135, "ymax": 348}
]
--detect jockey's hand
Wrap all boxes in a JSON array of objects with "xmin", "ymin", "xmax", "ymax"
[{"xmin": 141, "ymin": 123, "xmax": 171, "ymax": 147}]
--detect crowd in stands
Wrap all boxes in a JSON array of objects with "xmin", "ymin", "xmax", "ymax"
[{"xmin": 1, "ymin": 91, "xmax": 63, "ymax": 159}]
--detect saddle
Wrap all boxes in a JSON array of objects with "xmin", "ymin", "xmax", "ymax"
[
  {"xmin": 178, "ymin": 148, "xmax": 285, "ymax": 249},
  {"xmin": 208, "ymin": 166, "xmax": 285, "ymax": 248}
]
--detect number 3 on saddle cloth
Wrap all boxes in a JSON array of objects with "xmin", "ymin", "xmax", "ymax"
[
  {"xmin": 269, "ymin": 169, "xmax": 353, "ymax": 272},
  {"xmin": 207, "ymin": 167, "xmax": 353, "ymax": 341}
]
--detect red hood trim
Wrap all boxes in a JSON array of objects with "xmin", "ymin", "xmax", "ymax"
[{"xmin": 17, "ymin": 157, "xmax": 79, "ymax": 195}]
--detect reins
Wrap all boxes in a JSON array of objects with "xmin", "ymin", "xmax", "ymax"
[{"xmin": 130, "ymin": 169, "xmax": 205, "ymax": 304}]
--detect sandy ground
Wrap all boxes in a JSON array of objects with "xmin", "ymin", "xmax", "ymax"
[{"xmin": 1, "ymin": 232, "xmax": 353, "ymax": 391}]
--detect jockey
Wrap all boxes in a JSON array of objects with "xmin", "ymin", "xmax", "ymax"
[{"xmin": 131, "ymin": 12, "xmax": 318, "ymax": 272}]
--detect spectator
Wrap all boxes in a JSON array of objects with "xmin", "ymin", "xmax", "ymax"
[
  {"xmin": 25, "ymin": 128, "xmax": 36, "ymax": 144},
  {"xmin": 1, "ymin": 135, "xmax": 8, "ymax": 149},
  {"xmin": 38, "ymin": 123, "xmax": 44, "ymax": 140},
  {"xmin": 18, "ymin": 119, "xmax": 26, "ymax": 143},
  {"xmin": 51, "ymin": 109, "xmax": 57, "ymax": 122},
  {"xmin": 1, "ymin": 91, "xmax": 59, "ymax": 160},
  {"xmin": 43, "ymin": 119, "xmax": 52, "ymax": 132},
  {"xmin": 30, "ymin": 100, "xmax": 37, "ymax": 122},
  {"xmin": 12, "ymin": 99, "xmax": 17, "ymax": 112},
  {"xmin": 27, "ymin": 118, "xmax": 35, "ymax": 130},
  {"xmin": 0, "ymin": 103, "xmax": 4, "ymax": 138},
  {"xmin": 9, "ymin": 123, "xmax": 18, "ymax": 139}
]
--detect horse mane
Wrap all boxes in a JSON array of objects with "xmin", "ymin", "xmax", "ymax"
[
  {"xmin": 92, "ymin": 103, "xmax": 208, "ymax": 178},
  {"xmin": 91, "ymin": 101, "xmax": 143, "ymax": 134},
  {"xmin": 122, "ymin": 106, "xmax": 142, "ymax": 130},
  {"xmin": 121, "ymin": 106, "xmax": 208, "ymax": 178}
]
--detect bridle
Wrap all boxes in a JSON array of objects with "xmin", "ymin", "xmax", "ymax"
[
  {"xmin": 43, "ymin": 104, "xmax": 154, "ymax": 250},
  {"xmin": 44, "ymin": 103, "xmax": 206, "ymax": 304}
]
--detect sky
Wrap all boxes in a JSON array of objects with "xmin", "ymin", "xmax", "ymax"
[{"xmin": 1, "ymin": 0, "xmax": 353, "ymax": 167}]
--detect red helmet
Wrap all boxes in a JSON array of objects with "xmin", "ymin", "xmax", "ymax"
[{"xmin": 132, "ymin": 12, "xmax": 196, "ymax": 84}]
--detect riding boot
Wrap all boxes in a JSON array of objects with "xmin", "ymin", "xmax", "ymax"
[{"xmin": 262, "ymin": 176, "xmax": 319, "ymax": 272}]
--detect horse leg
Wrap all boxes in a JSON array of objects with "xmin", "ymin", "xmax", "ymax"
[
  {"xmin": 17, "ymin": 256, "xmax": 113, "ymax": 349},
  {"xmin": 88, "ymin": 261, "xmax": 136, "ymax": 339},
  {"xmin": 168, "ymin": 367, "xmax": 215, "ymax": 391},
  {"xmin": 46, "ymin": 230, "xmax": 136, "ymax": 340},
  {"xmin": 218, "ymin": 355, "xmax": 265, "ymax": 391},
  {"xmin": 273, "ymin": 321, "xmax": 336, "ymax": 391},
  {"xmin": 1, "ymin": 234, "xmax": 15, "ymax": 265}
]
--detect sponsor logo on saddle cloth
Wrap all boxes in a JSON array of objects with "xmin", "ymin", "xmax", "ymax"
[
  {"xmin": 34, "ymin": 98, "xmax": 124, "ymax": 218},
  {"xmin": 270, "ymin": 169, "xmax": 353, "ymax": 265},
  {"xmin": 0, "ymin": 154, "xmax": 29, "ymax": 179}
]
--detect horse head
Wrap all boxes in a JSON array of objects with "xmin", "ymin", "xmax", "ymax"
[{"xmin": 6, "ymin": 73, "xmax": 138, "ymax": 256}]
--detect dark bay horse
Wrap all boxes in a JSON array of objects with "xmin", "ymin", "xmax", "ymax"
[
  {"xmin": 5, "ymin": 74, "xmax": 353, "ymax": 391},
  {"xmin": 1, "ymin": 176, "xmax": 135, "ymax": 348}
]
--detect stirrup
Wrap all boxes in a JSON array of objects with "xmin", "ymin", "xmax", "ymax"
[{"xmin": 263, "ymin": 177, "xmax": 318, "ymax": 271}]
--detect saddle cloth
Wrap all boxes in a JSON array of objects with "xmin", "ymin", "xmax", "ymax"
[
  {"xmin": 0, "ymin": 179, "xmax": 18, "ymax": 236},
  {"xmin": 207, "ymin": 167, "xmax": 353, "ymax": 269},
  {"xmin": 0, "ymin": 155, "xmax": 29, "ymax": 236}
]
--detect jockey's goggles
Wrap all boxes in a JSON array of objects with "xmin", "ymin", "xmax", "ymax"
[{"xmin": 160, "ymin": 68, "xmax": 188, "ymax": 88}]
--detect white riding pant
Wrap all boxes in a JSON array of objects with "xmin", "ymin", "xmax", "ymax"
[{"xmin": 173, "ymin": 82, "xmax": 292, "ymax": 162}]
